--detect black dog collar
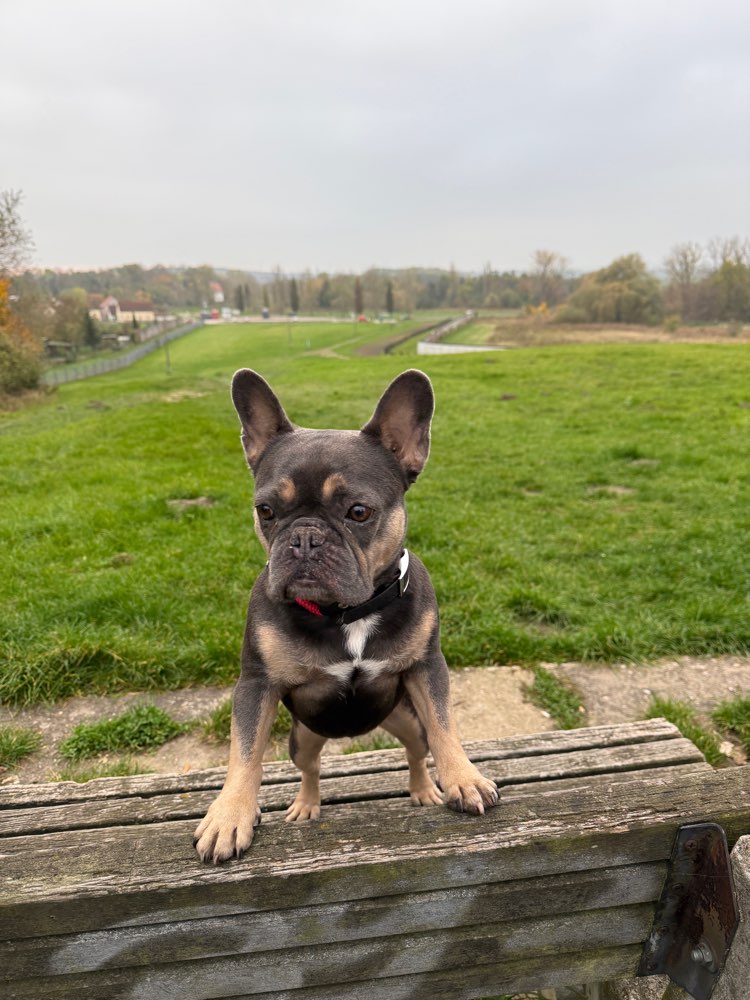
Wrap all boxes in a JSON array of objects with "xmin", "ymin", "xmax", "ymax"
[{"xmin": 295, "ymin": 550, "xmax": 410, "ymax": 626}]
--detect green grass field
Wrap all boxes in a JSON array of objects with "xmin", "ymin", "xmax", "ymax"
[{"xmin": 2, "ymin": 319, "xmax": 750, "ymax": 705}]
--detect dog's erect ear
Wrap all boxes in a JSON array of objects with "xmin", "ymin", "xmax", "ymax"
[
  {"xmin": 231, "ymin": 369, "xmax": 294, "ymax": 471},
  {"xmin": 361, "ymin": 370, "xmax": 434, "ymax": 484}
]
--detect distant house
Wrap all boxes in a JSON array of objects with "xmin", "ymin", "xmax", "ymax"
[
  {"xmin": 210, "ymin": 281, "xmax": 225, "ymax": 304},
  {"xmin": 89, "ymin": 296, "xmax": 156, "ymax": 324}
]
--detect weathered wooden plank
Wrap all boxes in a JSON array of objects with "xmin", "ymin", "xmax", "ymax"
[
  {"xmin": 0, "ymin": 719, "xmax": 682, "ymax": 808},
  {"xmin": 3, "ymin": 945, "xmax": 646, "ymax": 1000},
  {"xmin": 1, "ymin": 766, "xmax": 748, "ymax": 940},
  {"xmin": 0, "ymin": 738, "xmax": 706, "ymax": 838},
  {"xmin": 501, "ymin": 761, "xmax": 710, "ymax": 799},
  {"xmin": 222, "ymin": 945, "xmax": 644, "ymax": 1000},
  {"xmin": 226, "ymin": 945, "xmax": 644, "ymax": 1000},
  {"xmin": 3, "ymin": 903, "xmax": 655, "ymax": 997},
  {"xmin": 0, "ymin": 861, "xmax": 666, "ymax": 978}
]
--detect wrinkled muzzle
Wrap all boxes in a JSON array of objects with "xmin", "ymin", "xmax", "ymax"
[{"xmin": 266, "ymin": 518, "xmax": 372, "ymax": 606}]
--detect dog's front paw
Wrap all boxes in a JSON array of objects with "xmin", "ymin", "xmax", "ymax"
[
  {"xmin": 442, "ymin": 766, "xmax": 499, "ymax": 816},
  {"xmin": 409, "ymin": 777, "xmax": 444, "ymax": 807},
  {"xmin": 193, "ymin": 792, "xmax": 261, "ymax": 864},
  {"xmin": 285, "ymin": 792, "xmax": 321, "ymax": 822}
]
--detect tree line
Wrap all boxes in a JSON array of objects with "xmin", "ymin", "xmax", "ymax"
[
  {"xmin": 1, "ymin": 188, "xmax": 749, "ymax": 397},
  {"xmin": 17, "ymin": 243, "xmax": 750, "ymax": 328}
]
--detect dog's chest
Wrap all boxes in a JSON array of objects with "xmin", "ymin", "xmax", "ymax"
[{"xmin": 320, "ymin": 614, "xmax": 391, "ymax": 681}]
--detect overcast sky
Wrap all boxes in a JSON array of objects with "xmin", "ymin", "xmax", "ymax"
[{"xmin": 2, "ymin": 0, "xmax": 749, "ymax": 274}]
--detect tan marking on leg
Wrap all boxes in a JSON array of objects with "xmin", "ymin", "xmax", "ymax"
[
  {"xmin": 390, "ymin": 607, "xmax": 437, "ymax": 671},
  {"xmin": 321, "ymin": 472, "xmax": 348, "ymax": 501},
  {"xmin": 381, "ymin": 703, "xmax": 442, "ymax": 806},
  {"xmin": 286, "ymin": 721, "xmax": 328, "ymax": 822},
  {"xmin": 193, "ymin": 691, "xmax": 278, "ymax": 863},
  {"xmin": 277, "ymin": 477, "xmax": 296, "ymax": 503},
  {"xmin": 256, "ymin": 622, "xmax": 321, "ymax": 686},
  {"xmin": 404, "ymin": 663, "xmax": 499, "ymax": 816}
]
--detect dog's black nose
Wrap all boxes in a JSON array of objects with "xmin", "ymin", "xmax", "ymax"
[{"xmin": 290, "ymin": 524, "xmax": 326, "ymax": 557}]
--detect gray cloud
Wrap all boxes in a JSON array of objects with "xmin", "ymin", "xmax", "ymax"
[{"xmin": 2, "ymin": 0, "xmax": 748, "ymax": 273}]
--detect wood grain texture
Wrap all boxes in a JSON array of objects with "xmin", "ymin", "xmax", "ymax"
[
  {"xmin": 0, "ymin": 862, "xmax": 666, "ymax": 977},
  {"xmin": 4, "ymin": 905, "xmax": 654, "ymax": 997},
  {"xmin": 1, "ymin": 719, "xmax": 746, "ymax": 1000},
  {"xmin": 1, "ymin": 767, "xmax": 748, "ymax": 940},
  {"xmin": 0, "ymin": 719, "xmax": 682, "ymax": 809},
  {"xmin": 0, "ymin": 739, "xmax": 706, "ymax": 838}
]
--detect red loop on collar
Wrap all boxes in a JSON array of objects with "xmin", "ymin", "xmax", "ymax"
[{"xmin": 295, "ymin": 597, "xmax": 323, "ymax": 616}]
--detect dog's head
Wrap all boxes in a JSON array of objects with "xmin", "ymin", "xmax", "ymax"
[{"xmin": 231, "ymin": 369, "xmax": 434, "ymax": 607}]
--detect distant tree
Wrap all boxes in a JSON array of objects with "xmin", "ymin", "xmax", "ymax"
[
  {"xmin": 531, "ymin": 250, "xmax": 568, "ymax": 307},
  {"xmin": 354, "ymin": 277, "xmax": 364, "ymax": 315},
  {"xmin": 556, "ymin": 254, "xmax": 662, "ymax": 325},
  {"xmin": 664, "ymin": 242, "xmax": 703, "ymax": 321},
  {"xmin": 234, "ymin": 284, "xmax": 246, "ymax": 313},
  {"xmin": 289, "ymin": 277, "xmax": 300, "ymax": 315},
  {"xmin": 385, "ymin": 280, "xmax": 394, "ymax": 315},
  {"xmin": 9, "ymin": 273, "xmax": 54, "ymax": 342},
  {"xmin": 54, "ymin": 288, "xmax": 89, "ymax": 345},
  {"xmin": 318, "ymin": 275, "xmax": 333, "ymax": 310},
  {"xmin": 262, "ymin": 286, "xmax": 270, "ymax": 310},
  {"xmin": 711, "ymin": 259, "xmax": 750, "ymax": 322},
  {"xmin": 0, "ymin": 190, "xmax": 34, "ymax": 276},
  {"xmin": 84, "ymin": 312, "xmax": 100, "ymax": 349}
]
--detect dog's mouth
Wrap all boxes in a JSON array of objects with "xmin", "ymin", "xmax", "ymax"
[
  {"xmin": 266, "ymin": 524, "xmax": 374, "ymax": 607},
  {"xmin": 271, "ymin": 562, "xmax": 372, "ymax": 607}
]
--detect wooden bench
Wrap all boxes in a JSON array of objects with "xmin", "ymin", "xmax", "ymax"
[{"xmin": 1, "ymin": 718, "xmax": 748, "ymax": 999}]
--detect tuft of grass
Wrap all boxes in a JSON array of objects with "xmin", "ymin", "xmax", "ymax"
[
  {"xmin": 527, "ymin": 666, "xmax": 584, "ymax": 729},
  {"xmin": 202, "ymin": 698, "xmax": 232, "ymax": 742},
  {"xmin": 712, "ymin": 695, "xmax": 750, "ymax": 754},
  {"xmin": 271, "ymin": 703, "xmax": 293, "ymax": 741},
  {"xmin": 646, "ymin": 696, "xmax": 726, "ymax": 766},
  {"xmin": 0, "ymin": 725, "xmax": 41, "ymax": 768},
  {"xmin": 56, "ymin": 758, "xmax": 153, "ymax": 782},
  {"xmin": 343, "ymin": 732, "xmax": 401, "ymax": 754},
  {"xmin": 202, "ymin": 698, "xmax": 293, "ymax": 745},
  {"xmin": 59, "ymin": 704, "xmax": 190, "ymax": 761}
]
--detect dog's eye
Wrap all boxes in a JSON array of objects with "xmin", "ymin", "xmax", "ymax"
[
  {"xmin": 256, "ymin": 504, "xmax": 275, "ymax": 521},
  {"xmin": 347, "ymin": 504, "xmax": 373, "ymax": 523}
]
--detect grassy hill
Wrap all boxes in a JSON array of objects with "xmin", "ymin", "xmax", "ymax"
[{"xmin": 2, "ymin": 320, "xmax": 749, "ymax": 704}]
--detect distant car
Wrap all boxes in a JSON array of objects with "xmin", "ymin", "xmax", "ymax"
[{"xmin": 357, "ymin": 314, "xmax": 368, "ymax": 322}]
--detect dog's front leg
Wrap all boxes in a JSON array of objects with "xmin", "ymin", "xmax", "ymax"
[
  {"xmin": 194, "ymin": 672, "xmax": 278, "ymax": 863},
  {"xmin": 404, "ymin": 654, "xmax": 499, "ymax": 815}
]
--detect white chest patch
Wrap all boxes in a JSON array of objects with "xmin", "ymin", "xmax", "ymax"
[
  {"xmin": 342, "ymin": 614, "xmax": 380, "ymax": 661},
  {"xmin": 320, "ymin": 614, "xmax": 390, "ymax": 681}
]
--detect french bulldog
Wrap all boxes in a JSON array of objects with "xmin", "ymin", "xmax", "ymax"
[{"xmin": 194, "ymin": 368, "xmax": 499, "ymax": 863}]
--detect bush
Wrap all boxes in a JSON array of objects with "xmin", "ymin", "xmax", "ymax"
[
  {"xmin": 552, "ymin": 304, "xmax": 589, "ymax": 325},
  {"xmin": 0, "ymin": 277, "xmax": 42, "ymax": 395},
  {"xmin": 0, "ymin": 331, "xmax": 42, "ymax": 394}
]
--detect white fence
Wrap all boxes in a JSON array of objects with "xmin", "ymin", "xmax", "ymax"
[
  {"xmin": 416, "ymin": 341, "xmax": 506, "ymax": 355},
  {"xmin": 415, "ymin": 313, "xmax": 506, "ymax": 355}
]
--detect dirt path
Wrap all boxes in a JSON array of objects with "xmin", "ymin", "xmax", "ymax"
[{"xmin": 2, "ymin": 655, "xmax": 748, "ymax": 785}]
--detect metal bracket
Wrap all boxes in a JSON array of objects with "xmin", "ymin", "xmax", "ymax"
[{"xmin": 638, "ymin": 822, "xmax": 739, "ymax": 1000}]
